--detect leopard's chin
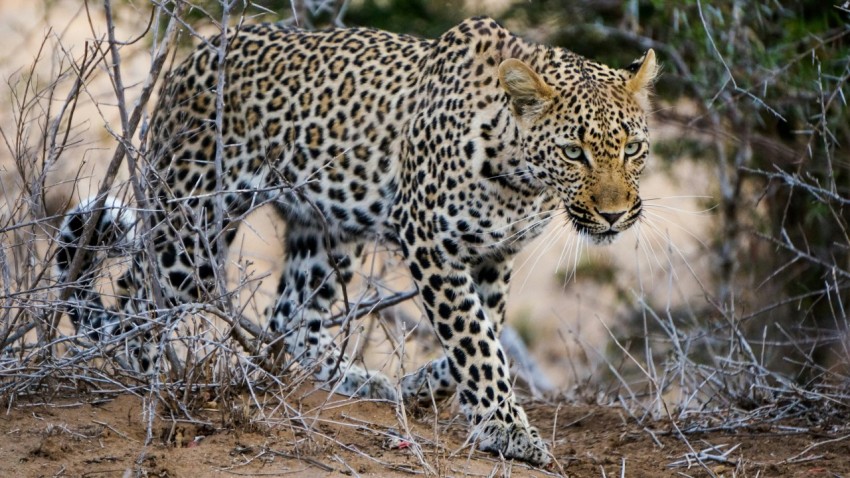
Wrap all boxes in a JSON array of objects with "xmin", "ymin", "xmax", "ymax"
[
  {"xmin": 569, "ymin": 220, "xmax": 623, "ymax": 245},
  {"xmin": 585, "ymin": 230, "xmax": 621, "ymax": 245}
]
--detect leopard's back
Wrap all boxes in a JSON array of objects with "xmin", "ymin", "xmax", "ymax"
[{"xmin": 149, "ymin": 23, "xmax": 432, "ymax": 236}]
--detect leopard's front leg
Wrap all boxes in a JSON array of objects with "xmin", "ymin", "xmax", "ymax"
[
  {"xmin": 400, "ymin": 241, "xmax": 550, "ymax": 466},
  {"xmin": 401, "ymin": 258, "xmax": 514, "ymax": 401}
]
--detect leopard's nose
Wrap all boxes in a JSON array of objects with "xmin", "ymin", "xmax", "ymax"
[{"xmin": 598, "ymin": 210, "xmax": 625, "ymax": 226}]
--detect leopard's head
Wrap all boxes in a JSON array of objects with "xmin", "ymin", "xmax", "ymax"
[{"xmin": 500, "ymin": 49, "xmax": 658, "ymax": 245}]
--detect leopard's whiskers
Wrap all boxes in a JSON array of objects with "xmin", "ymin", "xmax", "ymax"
[
  {"xmin": 514, "ymin": 219, "xmax": 566, "ymax": 290},
  {"xmin": 556, "ymin": 224, "xmax": 583, "ymax": 287},
  {"xmin": 481, "ymin": 168, "xmax": 535, "ymax": 181},
  {"xmin": 633, "ymin": 221, "xmax": 663, "ymax": 277},
  {"xmin": 476, "ymin": 209, "xmax": 564, "ymax": 249},
  {"xmin": 636, "ymin": 215, "xmax": 691, "ymax": 283},
  {"xmin": 643, "ymin": 195, "xmax": 713, "ymax": 202},
  {"xmin": 641, "ymin": 209, "xmax": 711, "ymax": 250},
  {"xmin": 643, "ymin": 203, "xmax": 714, "ymax": 215},
  {"xmin": 635, "ymin": 223, "xmax": 657, "ymax": 272},
  {"xmin": 472, "ymin": 207, "xmax": 559, "ymax": 235}
]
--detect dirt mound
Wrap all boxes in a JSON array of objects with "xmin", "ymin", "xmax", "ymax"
[{"xmin": 2, "ymin": 391, "xmax": 848, "ymax": 477}]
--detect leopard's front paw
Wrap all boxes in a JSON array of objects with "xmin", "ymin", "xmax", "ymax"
[{"xmin": 473, "ymin": 420, "xmax": 550, "ymax": 466}]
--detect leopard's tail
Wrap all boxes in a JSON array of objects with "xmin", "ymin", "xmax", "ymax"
[{"xmin": 55, "ymin": 195, "xmax": 137, "ymax": 340}]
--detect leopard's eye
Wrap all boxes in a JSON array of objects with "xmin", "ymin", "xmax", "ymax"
[
  {"xmin": 561, "ymin": 144, "xmax": 586, "ymax": 163},
  {"xmin": 624, "ymin": 141, "xmax": 643, "ymax": 157}
]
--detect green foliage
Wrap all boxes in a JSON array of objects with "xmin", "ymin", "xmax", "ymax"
[
  {"xmin": 652, "ymin": 138, "xmax": 710, "ymax": 165},
  {"xmin": 345, "ymin": 0, "xmax": 465, "ymax": 36},
  {"xmin": 173, "ymin": 0, "xmax": 466, "ymax": 37}
]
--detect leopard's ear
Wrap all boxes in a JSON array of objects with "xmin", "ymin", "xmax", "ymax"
[
  {"xmin": 624, "ymin": 49, "xmax": 659, "ymax": 111},
  {"xmin": 499, "ymin": 59, "xmax": 554, "ymax": 122}
]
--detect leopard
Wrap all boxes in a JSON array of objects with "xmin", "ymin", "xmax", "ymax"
[{"xmin": 55, "ymin": 16, "xmax": 657, "ymax": 466}]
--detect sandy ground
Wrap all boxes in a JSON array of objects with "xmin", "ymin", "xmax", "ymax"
[{"xmin": 2, "ymin": 392, "xmax": 849, "ymax": 477}]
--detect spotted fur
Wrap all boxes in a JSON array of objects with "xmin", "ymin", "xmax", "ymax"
[{"xmin": 56, "ymin": 17, "xmax": 657, "ymax": 466}]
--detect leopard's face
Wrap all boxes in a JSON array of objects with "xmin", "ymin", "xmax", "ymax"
[
  {"xmin": 500, "ymin": 50, "xmax": 657, "ymax": 245},
  {"xmin": 527, "ymin": 76, "xmax": 650, "ymax": 245}
]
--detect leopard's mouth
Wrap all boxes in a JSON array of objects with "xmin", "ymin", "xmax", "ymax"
[
  {"xmin": 565, "ymin": 202, "xmax": 640, "ymax": 245},
  {"xmin": 572, "ymin": 224, "xmax": 622, "ymax": 245},
  {"xmin": 566, "ymin": 212, "xmax": 626, "ymax": 245}
]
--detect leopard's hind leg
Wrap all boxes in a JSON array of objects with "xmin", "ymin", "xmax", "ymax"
[
  {"xmin": 55, "ymin": 196, "xmax": 157, "ymax": 371},
  {"xmin": 266, "ymin": 227, "xmax": 397, "ymax": 400}
]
